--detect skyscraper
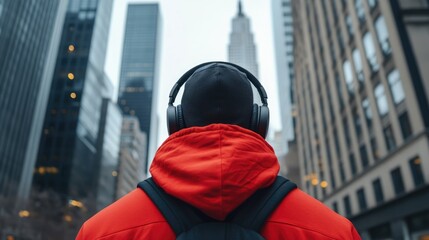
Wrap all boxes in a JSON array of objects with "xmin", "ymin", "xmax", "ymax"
[
  {"xmin": 271, "ymin": 0, "xmax": 301, "ymax": 185},
  {"xmin": 32, "ymin": 0, "xmax": 114, "ymax": 226},
  {"xmin": 0, "ymin": 0, "xmax": 68, "ymax": 201},
  {"xmin": 228, "ymin": 0, "xmax": 260, "ymax": 104},
  {"xmin": 118, "ymin": 4, "xmax": 161, "ymax": 172},
  {"xmin": 94, "ymin": 98, "xmax": 122, "ymax": 211},
  {"xmin": 116, "ymin": 116, "xmax": 147, "ymax": 199},
  {"xmin": 292, "ymin": 0, "xmax": 429, "ymax": 238},
  {"xmin": 272, "ymin": 0, "xmax": 295, "ymax": 144}
]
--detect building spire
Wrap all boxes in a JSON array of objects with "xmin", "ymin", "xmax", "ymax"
[{"xmin": 238, "ymin": 0, "xmax": 244, "ymax": 17}]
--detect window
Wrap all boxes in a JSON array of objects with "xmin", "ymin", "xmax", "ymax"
[
  {"xmin": 370, "ymin": 137, "xmax": 379, "ymax": 160},
  {"xmin": 362, "ymin": 98, "xmax": 373, "ymax": 129},
  {"xmin": 363, "ymin": 32, "xmax": 379, "ymax": 72},
  {"xmin": 399, "ymin": 111, "xmax": 413, "ymax": 140},
  {"xmin": 335, "ymin": 73, "xmax": 344, "ymax": 109},
  {"xmin": 355, "ymin": 0, "xmax": 366, "ymax": 23},
  {"xmin": 391, "ymin": 167, "xmax": 405, "ymax": 196},
  {"xmin": 343, "ymin": 60, "xmax": 354, "ymax": 94},
  {"xmin": 353, "ymin": 49, "xmax": 364, "ymax": 83},
  {"xmin": 375, "ymin": 16, "xmax": 392, "ymax": 56},
  {"xmin": 332, "ymin": 202, "xmax": 338, "ymax": 212},
  {"xmin": 343, "ymin": 195, "xmax": 352, "ymax": 216},
  {"xmin": 353, "ymin": 110, "xmax": 362, "ymax": 140},
  {"xmin": 384, "ymin": 125, "xmax": 396, "ymax": 151},
  {"xmin": 387, "ymin": 69, "xmax": 405, "ymax": 104},
  {"xmin": 368, "ymin": 0, "xmax": 378, "ymax": 9},
  {"xmin": 349, "ymin": 153, "xmax": 357, "ymax": 175},
  {"xmin": 360, "ymin": 145, "xmax": 369, "ymax": 168},
  {"xmin": 346, "ymin": 15, "xmax": 354, "ymax": 38},
  {"xmin": 343, "ymin": 118, "xmax": 351, "ymax": 147},
  {"xmin": 372, "ymin": 178, "xmax": 384, "ymax": 204},
  {"xmin": 409, "ymin": 156, "xmax": 425, "ymax": 187},
  {"xmin": 374, "ymin": 84, "xmax": 389, "ymax": 116},
  {"xmin": 339, "ymin": 161, "xmax": 346, "ymax": 182},
  {"xmin": 369, "ymin": 223, "xmax": 393, "ymax": 239},
  {"xmin": 356, "ymin": 188, "xmax": 368, "ymax": 211}
]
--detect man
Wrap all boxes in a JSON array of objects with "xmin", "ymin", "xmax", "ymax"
[{"xmin": 76, "ymin": 62, "xmax": 361, "ymax": 239}]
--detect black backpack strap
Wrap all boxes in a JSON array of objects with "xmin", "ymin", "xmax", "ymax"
[
  {"xmin": 228, "ymin": 176, "xmax": 297, "ymax": 231},
  {"xmin": 137, "ymin": 178, "xmax": 212, "ymax": 235}
]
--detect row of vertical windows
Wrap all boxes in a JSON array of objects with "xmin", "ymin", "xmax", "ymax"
[{"xmin": 333, "ymin": 156, "xmax": 425, "ymax": 216}]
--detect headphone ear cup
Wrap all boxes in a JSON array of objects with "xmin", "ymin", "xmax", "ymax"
[
  {"xmin": 258, "ymin": 106, "xmax": 270, "ymax": 138},
  {"xmin": 250, "ymin": 104, "xmax": 260, "ymax": 134},
  {"xmin": 176, "ymin": 105, "xmax": 185, "ymax": 130},
  {"xmin": 167, "ymin": 105, "xmax": 178, "ymax": 135}
]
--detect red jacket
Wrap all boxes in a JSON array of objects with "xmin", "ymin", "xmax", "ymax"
[{"xmin": 77, "ymin": 124, "xmax": 361, "ymax": 239}]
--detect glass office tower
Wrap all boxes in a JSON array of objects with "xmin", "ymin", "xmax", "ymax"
[
  {"xmin": 0, "ymin": 0, "xmax": 67, "ymax": 200},
  {"xmin": 33, "ymin": 0, "xmax": 114, "ymax": 223},
  {"xmin": 118, "ymin": 3, "xmax": 161, "ymax": 172}
]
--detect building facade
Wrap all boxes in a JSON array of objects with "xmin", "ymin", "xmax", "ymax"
[
  {"xmin": 116, "ymin": 116, "xmax": 147, "ymax": 199},
  {"xmin": 228, "ymin": 0, "xmax": 260, "ymax": 104},
  {"xmin": 0, "ymin": 0, "xmax": 67, "ymax": 201},
  {"xmin": 95, "ymin": 99, "xmax": 122, "ymax": 211},
  {"xmin": 32, "ymin": 0, "xmax": 114, "ymax": 232},
  {"xmin": 292, "ymin": 0, "xmax": 429, "ymax": 239},
  {"xmin": 118, "ymin": 3, "xmax": 161, "ymax": 173}
]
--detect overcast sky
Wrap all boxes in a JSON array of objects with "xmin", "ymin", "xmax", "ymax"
[{"xmin": 104, "ymin": 0, "xmax": 280, "ymax": 145}]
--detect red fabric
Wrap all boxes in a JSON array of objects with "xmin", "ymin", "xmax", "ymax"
[{"xmin": 76, "ymin": 124, "xmax": 361, "ymax": 240}]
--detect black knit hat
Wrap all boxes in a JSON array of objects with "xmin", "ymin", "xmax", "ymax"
[{"xmin": 181, "ymin": 63, "xmax": 254, "ymax": 129}]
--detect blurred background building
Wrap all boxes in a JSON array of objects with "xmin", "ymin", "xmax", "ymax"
[
  {"xmin": 117, "ymin": 116, "xmax": 147, "ymax": 199},
  {"xmin": 94, "ymin": 98, "xmax": 122, "ymax": 211},
  {"xmin": 30, "ymin": 0, "xmax": 116, "ymax": 237},
  {"xmin": 271, "ymin": 0, "xmax": 301, "ymax": 186},
  {"xmin": 117, "ymin": 3, "xmax": 161, "ymax": 173},
  {"xmin": 291, "ymin": 0, "xmax": 429, "ymax": 238},
  {"xmin": 0, "ymin": 0, "xmax": 68, "ymax": 201}
]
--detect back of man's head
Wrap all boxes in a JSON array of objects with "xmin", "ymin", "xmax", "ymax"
[{"xmin": 181, "ymin": 63, "xmax": 254, "ymax": 129}]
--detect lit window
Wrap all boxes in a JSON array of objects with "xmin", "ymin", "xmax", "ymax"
[
  {"xmin": 68, "ymin": 44, "xmax": 75, "ymax": 52},
  {"xmin": 67, "ymin": 73, "xmax": 75, "ymax": 80},
  {"xmin": 374, "ymin": 84, "xmax": 389, "ymax": 116},
  {"xmin": 363, "ymin": 32, "xmax": 379, "ymax": 72},
  {"xmin": 352, "ymin": 49, "xmax": 364, "ymax": 82},
  {"xmin": 387, "ymin": 69, "xmax": 405, "ymax": 104},
  {"xmin": 70, "ymin": 92, "xmax": 77, "ymax": 99},
  {"xmin": 368, "ymin": 0, "xmax": 378, "ymax": 9},
  {"xmin": 375, "ymin": 16, "xmax": 391, "ymax": 56},
  {"xmin": 342, "ymin": 60, "xmax": 354, "ymax": 93},
  {"xmin": 320, "ymin": 181, "xmax": 328, "ymax": 188},
  {"xmin": 355, "ymin": 0, "xmax": 366, "ymax": 23}
]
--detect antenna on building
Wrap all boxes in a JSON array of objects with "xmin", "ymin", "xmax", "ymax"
[{"xmin": 238, "ymin": 0, "xmax": 244, "ymax": 16}]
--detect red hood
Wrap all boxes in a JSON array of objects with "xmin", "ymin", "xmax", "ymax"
[{"xmin": 150, "ymin": 124, "xmax": 279, "ymax": 220}]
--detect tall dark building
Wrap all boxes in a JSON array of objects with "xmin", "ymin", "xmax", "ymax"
[
  {"xmin": 292, "ymin": 0, "xmax": 429, "ymax": 238},
  {"xmin": 0, "ymin": 0, "xmax": 67, "ymax": 201},
  {"xmin": 33, "ymin": 0, "xmax": 114, "ymax": 220},
  {"xmin": 118, "ymin": 3, "xmax": 161, "ymax": 172}
]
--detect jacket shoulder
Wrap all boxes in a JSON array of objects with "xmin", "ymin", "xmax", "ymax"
[
  {"xmin": 262, "ymin": 188, "xmax": 361, "ymax": 240},
  {"xmin": 76, "ymin": 189, "xmax": 175, "ymax": 240}
]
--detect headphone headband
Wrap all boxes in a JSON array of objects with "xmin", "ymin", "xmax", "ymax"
[{"xmin": 168, "ymin": 61, "xmax": 268, "ymax": 106}]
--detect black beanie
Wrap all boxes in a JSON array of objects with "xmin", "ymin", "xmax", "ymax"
[{"xmin": 181, "ymin": 63, "xmax": 254, "ymax": 129}]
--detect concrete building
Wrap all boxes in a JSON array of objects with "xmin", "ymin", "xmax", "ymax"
[
  {"xmin": 292, "ymin": 0, "xmax": 429, "ymax": 238},
  {"xmin": 116, "ymin": 116, "xmax": 147, "ymax": 199},
  {"xmin": 0, "ymin": 0, "xmax": 67, "ymax": 201},
  {"xmin": 228, "ymin": 0, "xmax": 260, "ymax": 104},
  {"xmin": 118, "ymin": 3, "xmax": 161, "ymax": 173}
]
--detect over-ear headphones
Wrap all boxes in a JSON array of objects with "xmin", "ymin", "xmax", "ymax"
[{"xmin": 167, "ymin": 61, "xmax": 270, "ymax": 138}]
